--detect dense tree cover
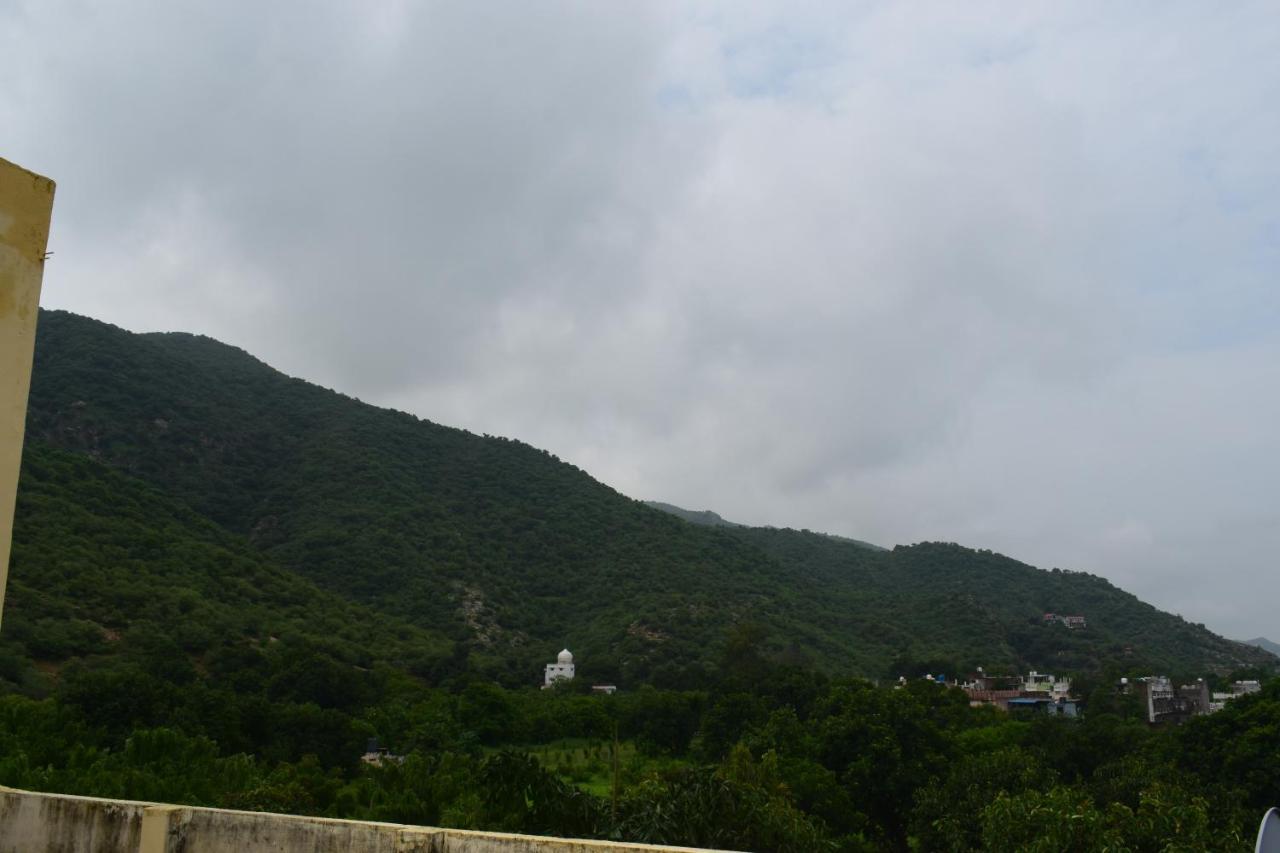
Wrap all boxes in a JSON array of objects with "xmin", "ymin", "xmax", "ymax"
[
  {"xmin": 20, "ymin": 310, "xmax": 1273, "ymax": 682},
  {"xmin": 2, "ymin": 442, "xmax": 452, "ymax": 698},
  {"xmin": 1, "ymin": 635, "xmax": 1276, "ymax": 851},
  {"xmin": 726, "ymin": 528, "xmax": 1272, "ymax": 677}
]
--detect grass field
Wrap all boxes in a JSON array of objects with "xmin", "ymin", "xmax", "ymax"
[{"xmin": 506, "ymin": 738, "xmax": 686, "ymax": 797}]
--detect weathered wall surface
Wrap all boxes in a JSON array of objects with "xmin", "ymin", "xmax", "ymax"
[
  {"xmin": 0, "ymin": 156, "xmax": 55, "ymax": 625},
  {"xmin": 0, "ymin": 787, "xmax": 144, "ymax": 852},
  {"xmin": 0, "ymin": 788, "xmax": 734, "ymax": 853}
]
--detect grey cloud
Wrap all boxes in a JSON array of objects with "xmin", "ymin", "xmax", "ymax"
[{"xmin": 4, "ymin": 1, "xmax": 1279, "ymax": 637}]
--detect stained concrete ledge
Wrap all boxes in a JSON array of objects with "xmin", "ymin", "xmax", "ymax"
[{"xmin": 0, "ymin": 787, "xmax": 735, "ymax": 853}]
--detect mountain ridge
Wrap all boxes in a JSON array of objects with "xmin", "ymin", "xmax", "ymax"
[
  {"xmin": 1243, "ymin": 637, "xmax": 1280, "ymax": 657},
  {"xmin": 11, "ymin": 309, "xmax": 1271, "ymax": 685},
  {"xmin": 642, "ymin": 501, "xmax": 745, "ymax": 529},
  {"xmin": 644, "ymin": 501, "xmax": 887, "ymax": 552}
]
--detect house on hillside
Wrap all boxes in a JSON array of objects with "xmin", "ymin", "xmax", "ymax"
[
  {"xmin": 543, "ymin": 648, "xmax": 575, "ymax": 688},
  {"xmin": 1042, "ymin": 613, "xmax": 1087, "ymax": 628}
]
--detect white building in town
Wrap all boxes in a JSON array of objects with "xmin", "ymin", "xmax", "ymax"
[
  {"xmin": 1023, "ymin": 671, "xmax": 1073, "ymax": 698},
  {"xmin": 543, "ymin": 648, "xmax": 575, "ymax": 688},
  {"xmin": 1211, "ymin": 679, "xmax": 1263, "ymax": 712}
]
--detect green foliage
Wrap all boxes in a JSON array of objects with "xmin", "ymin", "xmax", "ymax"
[
  {"xmin": 615, "ymin": 746, "xmax": 832, "ymax": 852},
  {"xmin": 979, "ymin": 782, "xmax": 1242, "ymax": 852},
  {"xmin": 19, "ymin": 310, "xmax": 1273, "ymax": 685},
  {"xmin": 1168, "ymin": 680, "xmax": 1280, "ymax": 814},
  {"xmin": 1, "ymin": 668, "xmax": 1276, "ymax": 849},
  {"xmin": 7, "ymin": 440, "xmax": 451, "ymax": 690},
  {"xmin": 912, "ymin": 747, "xmax": 1056, "ymax": 852},
  {"xmin": 477, "ymin": 751, "xmax": 607, "ymax": 837}
]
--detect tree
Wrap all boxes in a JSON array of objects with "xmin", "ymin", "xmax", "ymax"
[{"xmin": 911, "ymin": 746, "xmax": 1054, "ymax": 852}]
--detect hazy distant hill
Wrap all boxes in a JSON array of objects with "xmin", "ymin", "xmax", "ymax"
[
  {"xmin": 13, "ymin": 309, "xmax": 1272, "ymax": 685},
  {"xmin": 642, "ymin": 501, "xmax": 744, "ymax": 528},
  {"xmin": 1243, "ymin": 637, "xmax": 1280, "ymax": 657},
  {"xmin": 645, "ymin": 501, "xmax": 885, "ymax": 552}
]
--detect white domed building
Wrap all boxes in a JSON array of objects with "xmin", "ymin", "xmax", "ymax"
[{"xmin": 543, "ymin": 648, "xmax": 575, "ymax": 688}]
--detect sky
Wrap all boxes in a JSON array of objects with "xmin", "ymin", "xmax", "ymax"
[{"xmin": 3, "ymin": 2, "xmax": 1278, "ymax": 639}]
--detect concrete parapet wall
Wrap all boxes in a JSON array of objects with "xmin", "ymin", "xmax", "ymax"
[
  {"xmin": 0, "ymin": 788, "xmax": 733, "ymax": 853},
  {"xmin": 0, "ymin": 787, "xmax": 144, "ymax": 852}
]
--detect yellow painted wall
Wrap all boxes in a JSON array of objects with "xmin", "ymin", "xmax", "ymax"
[{"xmin": 0, "ymin": 157, "xmax": 55, "ymax": 626}]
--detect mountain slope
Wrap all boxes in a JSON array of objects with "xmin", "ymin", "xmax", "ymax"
[
  {"xmin": 17, "ymin": 310, "xmax": 1273, "ymax": 683},
  {"xmin": 726, "ymin": 528, "xmax": 1267, "ymax": 676},
  {"xmin": 646, "ymin": 501, "xmax": 885, "ymax": 551},
  {"xmin": 1243, "ymin": 637, "xmax": 1280, "ymax": 657},
  {"xmin": 643, "ymin": 502, "xmax": 744, "ymax": 529},
  {"xmin": 24, "ymin": 311, "xmax": 860, "ymax": 684},
  {"xmin": 3, "ymin": 441, "xmax": 451, "ymax": 696}
]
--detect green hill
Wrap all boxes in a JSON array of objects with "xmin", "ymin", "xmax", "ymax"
[
  {"xmin": 1243, "ymin": 637, "xmax": 1280, "ymax": 657},
  {"xmin": 726, "ymin": 528, "xmax": 1267, "ymax": 676},
  {"xmin": 10, "ymin": 309, "xmax": 1271, "ymax": 686},
  {"xmin": 646, "ymin": 501, "xmax": 886, "ymax": 551},
  {"xmin": 642, "ymin": 501, "xmax": 745, "ymax": 529},
  {"xmin": 2, "ymin": 441, "xmax": 451, "ymax": 697}
]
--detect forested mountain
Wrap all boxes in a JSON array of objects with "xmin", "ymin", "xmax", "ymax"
[
  {"xmin": 1244, "ymin": 637, "xmax": 1280, "ymax": 657},
  {"xmin": 10, "ymin": 309, "xmax": 1272, "ymax": 689},
  {"xmin": 3, "ymin": 441, "xmax": 452, "ymax": 697},
  {"xmin": 642, "ymin": 502, "xmax": 745, "ymax": 529},
  {"xmin": 723, "ymin": 529, "xmax": 1273, "ymax": 676},
  {"xmin": 646, "ymin": 501, "xmax": 885, "ymax": 551}
]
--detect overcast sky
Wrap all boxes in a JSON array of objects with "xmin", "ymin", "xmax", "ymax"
[{"xmin": 3, "ymin": 2, "xmax": 1278, "ymax": 640}]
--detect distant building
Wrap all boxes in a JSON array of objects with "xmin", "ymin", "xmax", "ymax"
[
  {"xmin": 591, "ymin": 684, "xmax": 617, "ymax": 695},
  {"xmin": 360, "ymin": 737, "xmax": 404, "ymax": 767},
  {"xmin": 1131, "ymin": 676, "xmax": 1179, "ymax": 724},
  {"xmin": 1042, "ymin": 613, "xmax": 1087, "ymax": 629},
  {"xmin": 1007, "ymin": 696, "xmax": 1079, "ymax": 717},
  {"xmin": 960, "ymin": 669, "xmax": 1078, "ymax": 712},
  {"xmin": 1210, "ymin": 680, "xmax": 1263, "ymax": 712},
  {"xmin": 1128, "ymin": 676, "xmax": 1212, "ymax": 724},
  {"xmin": 958, "ymin": 669, "xmax": 1023, "ymax": 709},
  {"xmin": 1177, "ymin": 679, "xmax": 1211, "ymax": 716},
  {"xmin": 1023, "ymin": 670, "xmax": 1073, "ymax": 698},
  {"xmin": 543, "ymin": 648, "xmax": 575, "ymax": 688}
]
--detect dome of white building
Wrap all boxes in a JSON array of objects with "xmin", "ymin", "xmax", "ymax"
[{"xmin": 557, "ymin": 649, "xmax": 573, "ymax": 664}]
